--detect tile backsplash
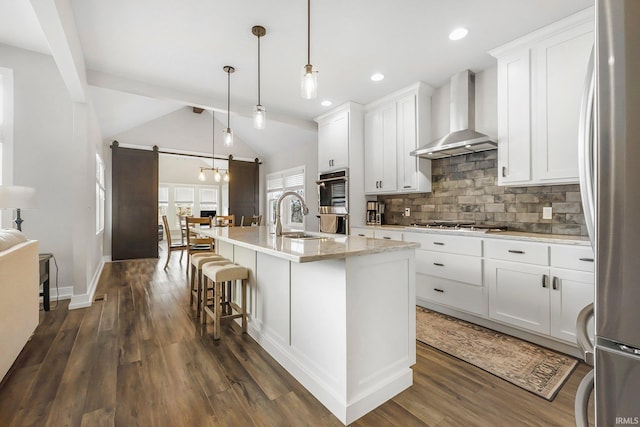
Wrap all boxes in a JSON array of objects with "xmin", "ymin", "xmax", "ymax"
[{"xmin": 377, "ymin": 150, "xmax": 586, "ymax": 236}]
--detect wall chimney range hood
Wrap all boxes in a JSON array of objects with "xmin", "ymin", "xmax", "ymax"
[{"xmin": 411, "ymin": 70, "xmax": 496, "ymax": 159}]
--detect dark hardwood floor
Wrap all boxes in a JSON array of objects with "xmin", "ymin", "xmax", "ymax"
[{"xmin": 0, "ymin": 248, "xmax": 594, "ymax": 426}]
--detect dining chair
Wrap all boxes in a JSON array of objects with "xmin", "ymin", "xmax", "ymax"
[
  {"xmin": 162, "ymin": 215, "xmax": 187, "ymax": 270},
  {"xmin": 241, "ymin": 215, "xmax": 262, "ymax": 226},
  {"xmin": 215, "ymin": 214, "xmax": 235, "ymax": 227},
  {"xmin": 185, "ymin": 216, "xmax": 215, "ymax": 267},
  {"xmin": 179, "ymin": 214, "xmax": 190, "ymax": 245}
]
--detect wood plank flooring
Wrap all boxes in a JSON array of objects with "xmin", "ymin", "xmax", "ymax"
[{"xmin": 0, "ymin": 250, "xmax": 594, "ymax": 426}]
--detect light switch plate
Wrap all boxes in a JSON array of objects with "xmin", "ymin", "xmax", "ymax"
[
  {"xmin": 542, "ymin": 207, "xmax": 553, "ymax": 220},
  {"xmin": 404, "ymin": 207, "xmax": 411, "ymax": 216}
]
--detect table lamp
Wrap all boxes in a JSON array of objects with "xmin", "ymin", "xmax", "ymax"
[{"xmin": 0, "ymin": 185, "xmax": 37, "ymax": 231}]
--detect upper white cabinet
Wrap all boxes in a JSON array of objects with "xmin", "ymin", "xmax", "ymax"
[
  {"xmin": 490, "ymin": 8, "xmax": 594, "ymax": 186},
  {"xmin": 364, "ymin": 83, "xmax": 433, "ymax": 195},
  {"xmin": 317, "ymin": 107, "xmax": 350, "ymax": 172}
]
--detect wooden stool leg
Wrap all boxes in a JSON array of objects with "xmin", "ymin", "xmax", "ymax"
[
  {"xmin": 189, "ymin": 264, "xmax": 196, "ymax": 306},
  {"xmin": 241, "ymin": 279, "xmax": 247, "ymax": 333},
  {"xmin": 214, "ymin": 281, "xmax": 222, "ymax": 340},
  {"xmin": 202, "ymin": 276, "xmax": 209, "ymax": 325},
  {"xmin": 196, "ymin": 269, "xmax": 203, "ymax": 318}
]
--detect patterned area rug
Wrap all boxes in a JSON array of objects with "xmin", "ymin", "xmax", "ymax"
[{"xmin": 416, "ymin": 307, "xmax": 578, "ymax": 401}]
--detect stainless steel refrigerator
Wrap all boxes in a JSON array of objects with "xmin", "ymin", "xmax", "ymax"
[{"xmin": 575, "ymin": 0, "xmax": 640, "ymax": 425}]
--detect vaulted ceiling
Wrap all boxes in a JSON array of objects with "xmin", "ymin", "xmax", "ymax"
[{"xmin": 0, "ymin": 0, "xmax": 593, "ymax": 157}]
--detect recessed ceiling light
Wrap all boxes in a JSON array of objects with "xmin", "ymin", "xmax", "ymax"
[
  {"xmin": 321, "ymin": 100, "xmax": 332, "ymax": 107},
  {"xmin": 370, "ymin": 73, "xmax": 385, "ymax": 82},
  {"xmin": 449, "ymin": 27, "xmax": 469, "ymax": 41}
]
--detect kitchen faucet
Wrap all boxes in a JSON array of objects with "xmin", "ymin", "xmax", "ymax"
[{"xmin": 275, "ymin": 191, "xmax": 309, "ymax": 236}]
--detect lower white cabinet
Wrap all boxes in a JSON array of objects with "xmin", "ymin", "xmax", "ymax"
[
  {"xmin": 486, "ymin": 260, "xmax": 551, "ymax": 334},
  {"xmin": 350, "ymin": 226, "xmax": 402, "ymax": 241},
  {"xmin": 406, "ymin": 232, "xmax": 486, "ymax": 317},
  {"xmin": 486, "ymin": 242, "xmax": 594, "ymax": 343}
]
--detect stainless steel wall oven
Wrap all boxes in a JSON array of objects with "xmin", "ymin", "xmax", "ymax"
[{"xmin": 317, "ymin": 169, "xmax": 348, "ymax": 234}]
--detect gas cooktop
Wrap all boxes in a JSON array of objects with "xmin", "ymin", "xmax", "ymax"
[{"xmin": 407, "ymin": 221, "xmax": 508, "ymax": 233}]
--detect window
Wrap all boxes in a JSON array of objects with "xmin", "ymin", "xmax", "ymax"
[
  {"xmin": 158, "ymin": 185, "xmax": 169, "ymax": 224},
  {"xmin": 95, "ymin": 154, "xmax": 105, "ymax": 233},
  {"xmin": 174, "ymin": 186, "xmax": 195, "ymax": 227},
  {"xmin": 199, "ymin": 187, "xmax": 218, "ymax": 213},
  {"xmin": 266, "ymin": 166, "xmax": 305, "ymax": 230}
]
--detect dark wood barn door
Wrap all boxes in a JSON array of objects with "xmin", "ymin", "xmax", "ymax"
[
  {"xmin": 229, "ymin": 159, "xmax": 259, "ymax": 224},
  {"xmin": 112, "ymin": 144, "xmax": 159, "ymax": 260}
]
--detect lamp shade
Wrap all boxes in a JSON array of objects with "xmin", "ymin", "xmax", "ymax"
[{"xmin": 0, "ymin": 186, "xmax": 37, "ymax": 209}]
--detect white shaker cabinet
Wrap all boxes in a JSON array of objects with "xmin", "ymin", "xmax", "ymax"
[
  {"xmin": 490, "ymin": 7, "xmax": 594, "ymax": 186},
  {"xmin": 364, "ymin": 83, "xmax": 433, "ymax": 195},
  {"xmin": 364, "ymin": 103, "xmax": 397, "ymax": 193},
  {"xmin": 485, "ymin": 239, "xmax": 594, "ymax": 343},
  {"xmin": 317, "ymin": 108, "xmax": 350, "ymax": 172}
]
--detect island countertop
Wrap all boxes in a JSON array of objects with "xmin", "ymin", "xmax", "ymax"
[{"xmin": 197, "ymin": 226, "xmax": 418, "ymax": 263}]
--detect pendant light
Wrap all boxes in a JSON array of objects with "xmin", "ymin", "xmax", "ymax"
[
  {"xmin": 223, "ymin": 65, "xmax": 235, "ymax": 147},
  {"xmin": 252, "ymin": 25, "xmax": 266, "ymax": 129},
  {"xmin": 301, "ymin": 0, "xmax": 317, "ymax": 99},
  {"xmin": 198, "ymin": 110, "xmax": 223, "ymax": 182}
]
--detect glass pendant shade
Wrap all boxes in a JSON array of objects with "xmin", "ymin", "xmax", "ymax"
[
  {"xmin": 223, "ymin": 171, "xmax": 230, "ymax": 182},
  {"xmin": 223, "ymin": 127, "xmax": 233, "ymax": 147},
  {"xmin": 301, "ymin": 64, "xmax": 317, "ymax": 99},
  {"xmin": 198, "ymin": 169, "xmax": 206, "ymax": 181},
  {"xmin": 214, "ymin": 169, "xmax": 221, "ymax": 182},
  {"xmin": 253, "ymin": 105, "xmax": 266, "ymax": 130}
]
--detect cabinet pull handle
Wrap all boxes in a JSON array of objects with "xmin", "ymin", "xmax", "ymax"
[
  {"xmin": 375, "ymin": 181, "xmax": 379, "ymax": 188},
  {"xmin": 542, "ymin": 274, "xmax": 549, "ymax": 288},
  {"xmin": 579, "ymin": 257, "xmax": 594, "ymax": 262},
  {"xmin": 403, "ymin": 185, "xmax": 411, "ymax": 188},
  {"xmin": 434, "ymin": 288, "xmax": 444, "ymax": 293},
  {"xmin": 357, "ymin": 234, "xmax": 365, "ymax": 237},
  {"xmin": 380, "ymin": 181, "xmax": 383, "ymax": 188},
  {"xmin": 433, "ymin": 242, "xmax": 445, "ymax": 246},
  {"xmin": 433, "ymin": 262, "xmax": 444, "ymax": 267},
  {"xmin": 552, "ymin": 276, "xmax": 559, "ymax": 290},
  {"xmin": 382, "ymin": 236, "xmax": 391, "ymax": 240},
  {"xmin": 502, "ymin": 166, "xmax": 507, "ymax": 177},
  {"xmin": 508, "ymin": 249, "xmax": 525, "ymax": 254}
]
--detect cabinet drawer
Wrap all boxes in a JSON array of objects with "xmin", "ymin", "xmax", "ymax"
[
  {"xmin": 550, "ymin": 245, "xmax": 594, "ymax": 272},
  {"xmin": 404, "ymin": 232, "xmax": 482, "ymax": 256},
  {"xmin": 485, "ymin": 239, "xmax": 548, "ymax": 265},
  {"xmin": 417, "ymin": 251, "xmax": 482, "ymax": 286},
  {"xmin": 374, "ymin": 230, "xmax": 403, "ymax": 241},
  {"xmin": 417, "ymin": 274, "xmax": 487, "ymax": 317},
  {"xmin": 351, "ymin": 227, "xmax": 374, "ymax": 238}
]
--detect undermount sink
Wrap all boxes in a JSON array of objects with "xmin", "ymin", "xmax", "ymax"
[{"xmin": 281, "ymin": 232, "xmax": 324, "ymax": 240}]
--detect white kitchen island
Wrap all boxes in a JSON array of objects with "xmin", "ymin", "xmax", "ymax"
[{"xmin": 197, "ymin": 226, "xmax": 418, "ymax": 425}]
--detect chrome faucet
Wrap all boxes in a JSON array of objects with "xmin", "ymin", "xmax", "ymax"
[{"xmin": 275, "ymin": 191, "xmax": 310, "ymax": 236}]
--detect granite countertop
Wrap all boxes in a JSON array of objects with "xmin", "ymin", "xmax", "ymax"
[
  {"xmin": 353, "ymin": 224, "xmax": 590, "ymax": 246},
  {"xmin": 197, "ymin": 226, "xmax": 418, "ymax": 263}
]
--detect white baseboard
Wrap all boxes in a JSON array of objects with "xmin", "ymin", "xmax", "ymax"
[
  {"xmin": 68, "ymin": 258, "xmax": 105, "ymax": 310},
  {"xmin": 46, "ymin": 286, "xmax": 74, "ymax": 301}
]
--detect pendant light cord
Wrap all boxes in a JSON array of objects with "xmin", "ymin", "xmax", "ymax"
[
  {"xmin": 257, "ymin": 35, "xmax": 261, "ymax": 105},
  {"xmin": 212, "ymin": 111, "xmax": 215, "ymax": 163},
  {"xmin": 307, "ymin": 0, "xmax": 311, "ymax": 65},
  {"xmin": 227, "ymin": 71, "xmax": 231, "ymax": 128}
]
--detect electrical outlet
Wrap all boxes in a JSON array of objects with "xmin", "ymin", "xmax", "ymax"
[
  {"xmin": 542, "ymin": 207, "xmax": 553, "ymax": 220},
  {"xmin": 404, "ymin": 207, "xmax": 411, "ymax": 216}
]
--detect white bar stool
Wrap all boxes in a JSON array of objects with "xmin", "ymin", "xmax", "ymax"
[{"xmin": 201, "ymin": 263, "xmax": 248, "ymax": 339}]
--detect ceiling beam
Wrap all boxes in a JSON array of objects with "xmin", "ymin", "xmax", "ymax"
[
  {"xmin": 30, "ymin": 0, "xmax": 88, "ymax": 103},
  {"xmin": 86, "ymin": 69, "xmax": 316, "ymax": 131}
]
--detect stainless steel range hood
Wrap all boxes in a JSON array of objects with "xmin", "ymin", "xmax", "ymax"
[{"xmin": 411, "ymin": 70, "xmax": 496, "ymax": 159}]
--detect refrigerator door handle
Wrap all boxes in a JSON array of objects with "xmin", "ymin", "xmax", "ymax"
[
  {"xmin": 578, "ymin": 46, "xmax": 596, "ymax": 248},
  {"xmin": 576, "ymin": 303, "xmax": 595, "ymax": 366},
  {"xmin": 574, "ymin": 369, "xmax": 594, "ymax": 427}
]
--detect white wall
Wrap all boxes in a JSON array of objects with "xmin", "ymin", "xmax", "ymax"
[
  {"xmin": 0, "ymin": 43, "xmax": 103, "ymax": 306},
  {"xmin": 261, "ymin": 140, "xmax": 319, "ymax": 232},
  {"xmin": 431, "ymin": 67, "xmax": 498, "ymax": 140}
]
